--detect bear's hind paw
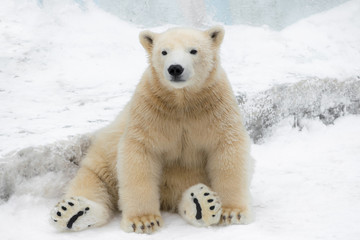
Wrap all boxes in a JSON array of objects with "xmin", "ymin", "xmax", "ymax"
[
  {"xmin": 50, "ymin": 197, "xmax": 105, "ymax": 231},
  {"xmin": 179, "ymin": 183, "xmax": 222, "ymax": 227}
]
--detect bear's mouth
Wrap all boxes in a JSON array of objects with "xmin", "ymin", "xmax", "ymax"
[{"xmin": 170, "ymin": 76, "xmax": 186, "ymax": 82}]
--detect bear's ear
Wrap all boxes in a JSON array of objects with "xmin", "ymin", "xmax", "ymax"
[
  {"xmin": 139, "ymin": 30, "xmax": 158, "ymax": 54},
  {"xmin": 206, "ymin": 26, "xmax": 225, "ymax": 48}
]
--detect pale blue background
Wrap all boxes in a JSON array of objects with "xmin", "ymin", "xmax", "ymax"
[{"xmin": 36, "ymin": 0, "xmax": 349, "ymax": 29}]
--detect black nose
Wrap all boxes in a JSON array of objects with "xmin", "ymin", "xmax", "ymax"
[{"xmin": 168, "ymin": 64, "xmax": 184, "ymax": 77}]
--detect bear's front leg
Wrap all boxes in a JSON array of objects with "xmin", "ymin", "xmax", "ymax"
[
  {"xmin": 207, "ymin": 136, "xmax": 253, "ymax": 225},
  {"xmin": 117, "ymin": 137, "xmax": 163, "ymax": 234}
]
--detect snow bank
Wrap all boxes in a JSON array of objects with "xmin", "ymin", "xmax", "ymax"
[
  {"xmin": 240, "ymin": 78, "xmax": 360, "ymax": 142},
  {"xmin": 0, "ymin": 134, "xmax": 90, "ymax": 203}
]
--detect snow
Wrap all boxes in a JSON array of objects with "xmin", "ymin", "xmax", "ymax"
[
  {"xmin": 1, "ymin": 0, "xmax": 360, "ymax": 239},
  {"xmin": 1, "ymin": 115, "xmax": 360, "ymax": 240}
]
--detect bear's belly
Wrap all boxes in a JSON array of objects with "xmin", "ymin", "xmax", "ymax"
[{"xmin": 159, "ymin": 162, "xmax": 210, "ymax": 212}]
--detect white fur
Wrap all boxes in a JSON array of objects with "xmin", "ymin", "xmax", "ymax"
[
  {"xmin": 162, "ymin": 49, "xmax": 195, "ymax": 88},
  {"xmin": 50, "ymin": 197, "xmax": 111, "ymax": 231},
  {"xmin": 178, "ymin": 184, "xmax": 222, "ymax": 227},
  {"xmin": 51, "ymin": 26, "xmax": 253, "ymax": 234}
]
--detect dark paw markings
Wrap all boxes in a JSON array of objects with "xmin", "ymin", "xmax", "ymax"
[
  {"xmin": 190, "ymin": 191, "xmax": 219, "ymax": 219},
  {"xmin": 221, "ymin": 213, "xmax": 241, "ymax": 223},
  {"xmin": 204, "ymin": 195, "xmax": 218, "ymax": 217},
  {"xmin": 131, "ymin": 220, "xmax": 159, "ymax": 232},
  {"xmin": 193, "ymin": 198, "xmax": 202, "ymax": 220},
  {"xmin": 65, "ymin": 207, "xmax": 90, "ymax": 229},
  {"xmin": 67, "ymin": 211, "xmax": 84, "ymax": 229},
  {"xmin": 54, "ymin": 199, "xmax": 91, "ymax": 229},
  {"xmin": 56, "ymin": 201, "xmax": 78, "ymax": 218}
]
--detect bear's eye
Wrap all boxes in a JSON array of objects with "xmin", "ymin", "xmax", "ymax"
[
  {"xmin": 190, "ymin": 49, "xmax": 197, "ymax": 55},
  {"xmin": 162, "ymin": 50, "xmax": 167, "ymax": 56}
]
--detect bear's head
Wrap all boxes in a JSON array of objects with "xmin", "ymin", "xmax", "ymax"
[{"xmin": 139, "ymin": 26, "xmax": 224, "ymax": 90}]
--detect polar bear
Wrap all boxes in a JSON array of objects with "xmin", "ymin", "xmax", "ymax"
[{"xmin": 50, "ymin": 26, "xmax": 253, "ymax": 233}]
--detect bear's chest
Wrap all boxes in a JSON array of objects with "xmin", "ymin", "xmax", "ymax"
[{"xmin": 156, "ymin": 119, "xmax": 216, "ymax": 167}]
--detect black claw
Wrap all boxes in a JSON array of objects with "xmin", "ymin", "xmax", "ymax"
[
  {"xmin": 191, "ymin": 193, "xmax": 194, "ymax": 197},
  {"xmin": 140, "ymin": 225, "xmax": 145, "ymax": 230},
  {"xmin": 68, "ymin": 202, "xmax": 74, "ymax": 206},
  {"xmin": 53, "ymin": 219, "xmax": 57, "ymax": 222},
  {"xmin": 61, "ymin": 206, "xmax": 67, "ymax": 211},
  {"xmin": 151, "ymin": 222, "xmax": 154, "ymax": 226},
  {"xmin": 57, "ymin": 211, "xmax": 61, "ymax": 217},
  {"xmin": 222, "ymin": 215, "xmax": 226, "ymax": 221},
  {"xmin": 207, "ymin": 199, "xmax": 214, "ymax": 203},
  {"xmin": 229, "ymin": 215, "xmax": 233, "ymax": 219},
  {"xmin": 204, "ymin": 192, "xmax": 210, "ymax": 196},
  {"xmin": 210, "ymin": 206, "xmax": 215, "ymax": 210},
  {"xmin": 147, "ymin": 225, "xmax": 151, "ymax": 229},
  {"xmin": 85, "ymin": 207, "xmax": 90, "ymax": 211},
  {"xmin": 156, "ymin": 220, "xmax": 160, "ymax": 226},
  {"xmin": 237, "ymin": 214, "xmax": 241, "ymax": 220},
  {"xmin": 132, "ymin": 224, "xmax": 136, "ymax": 231}
]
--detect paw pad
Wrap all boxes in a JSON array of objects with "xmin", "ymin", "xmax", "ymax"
[
  {"xmin": 179, "ymin": 183, "xmax": 222, "ymax": 227},
  {"xmin": 50, "ymin": 197, "xmax": 94, "ymax": 231}
]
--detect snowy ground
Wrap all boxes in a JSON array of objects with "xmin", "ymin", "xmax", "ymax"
[
  {"xmin": 1, "ymin": 0, "xmax": 360, "ymax": 239},
  {"xmin": 1, "ymin": 115, "xmax": 360, "ymax": 240}
]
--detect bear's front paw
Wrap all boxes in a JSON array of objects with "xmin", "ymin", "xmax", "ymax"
[
  {"xmin": 121, "ymin": 215, "xmax": 163, "ymax": 234},
  {"xmin": 219, "ymin": 207, "xmax": 252, "ymax": 225},
  {"xmin": 50, "ymin": 197, "xmax": 99, "ymax": 231},
  {"xmin": 179, "ymin": 183, "xmax": 222, "ymax": 227}
]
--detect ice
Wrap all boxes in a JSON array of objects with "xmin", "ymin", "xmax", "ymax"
[{"xmin": 92, "ymin": 0, "xmax": 349, "ymax": 29}]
